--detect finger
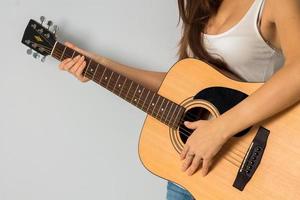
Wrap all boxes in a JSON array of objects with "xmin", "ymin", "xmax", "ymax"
[
  {"xmin": 202, "ymin": 158, "xmax": 213, "ymax": 177},
  {"xmin": 70, "ymin": 56, "xmax": 85, "ymax": 74},
  {"xmin": 184, "ymin": 121, "xmax": 198, "ymax": 130},
  {"xmin": 59, "ymin": 58, "xmax": 72, "ymax": 70},
  {"xmin": 187, "ymin": 155, "xmax": 202, "ymax": 176},
  {"xmin": 63, "ymin": 55, "xmax": 80, "ymax": 71},
  {"xmin": 76, "ymin": 61, "xmax": 87, "ymax": 80},
  {"xmin": 64, "ymin": 42, "xmax": 90, "ymax": 57},
  {"xmin": 65, "ymin": 41, "xmax": 76, "ymax": 49},
  {"xmin": 180, "ymin": 145, "xmax": 190, "ymax": 160},
  {"xmin": 80, "ymin": 77, "xmax": 90, "ymax": 83},
  {"xmin": 181, "ymin": 152, "xmax": 195, "ymax": 172}
]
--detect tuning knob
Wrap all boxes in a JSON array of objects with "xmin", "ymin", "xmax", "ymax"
[
  {"xmin": 33, "ymin": 52, "xmax": 40, "ymax": 59},
  {"xmin": 47, "ymin": 20, "xmax": 53, "ymax": 29},
  {"xmin": 40, "ymin": 16, "xmax": 46, "ymax": 25},
  {"xmin": 53, "ymin": 25, "xmax": 59, "ymax": 34},
  {"xmin": 27, "ymin": 48, "xmax": 33, "ymax": 55},
  {"xmin": 41, "ymin": 56, "xmax": 46, "ymax": 63}
]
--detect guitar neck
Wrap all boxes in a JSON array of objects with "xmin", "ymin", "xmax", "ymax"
[{"xmin": 51, "ymin": 42, "xmax": 185, "ymax": 128}]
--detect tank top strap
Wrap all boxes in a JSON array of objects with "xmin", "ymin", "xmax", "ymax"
[{"xmin": 257, "ymin": 0, "xmax": 266, "ymax": 27}]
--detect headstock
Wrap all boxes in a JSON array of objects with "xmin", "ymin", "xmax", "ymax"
[{"xmin": 21, "ymin": 17, "xmax": 58, "ymax": 62}]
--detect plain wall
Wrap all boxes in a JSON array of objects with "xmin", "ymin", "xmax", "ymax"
[{"xmin": 0, "ymin": 0, "xmax": 181, "ymax": 199}]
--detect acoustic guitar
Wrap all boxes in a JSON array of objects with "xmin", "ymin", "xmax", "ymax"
[{"xmin": 21, "ymin": 18, "xmax": 300, "ymax": 199}]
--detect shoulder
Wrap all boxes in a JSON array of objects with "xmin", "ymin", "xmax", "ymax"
[
  {"xmin": 267, "ymin": 0, "xmax": 300, "ymax": 23},
  {"xmin": 267, "ymin": 0, "xmax": 300, "ymax": 61}
]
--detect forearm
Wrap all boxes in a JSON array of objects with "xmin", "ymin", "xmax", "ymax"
[
  {"xmin": 218, "ymin": 61, "xmax": 300, "ymax": 139},
  {"xmin": 94, "ymin": 55, "xmax": 166, "ymax": 92}
]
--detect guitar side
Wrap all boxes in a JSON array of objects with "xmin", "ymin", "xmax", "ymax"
[{"xmin": 138, "ymin": 58, "xmax": 300, "ymax": 199}]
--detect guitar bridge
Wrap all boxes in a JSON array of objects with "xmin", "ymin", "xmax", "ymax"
[{"xmin": 233, "ymin": 126, "xmax": 270, "ymax": 191}]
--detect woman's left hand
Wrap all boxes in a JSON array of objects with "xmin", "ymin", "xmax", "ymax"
[{"xmin": 180, "ymin": 119, "xmax": 232, "ymax": 176}]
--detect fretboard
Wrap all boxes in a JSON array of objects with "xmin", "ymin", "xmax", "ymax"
[{"xmin": 51, "ymin": 42, "xmax": 185, "ymax": 128}]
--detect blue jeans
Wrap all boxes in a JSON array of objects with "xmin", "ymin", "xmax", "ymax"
[{"xmin": 166, "ymin": 181, "xmax": 195, "ymax": 200}]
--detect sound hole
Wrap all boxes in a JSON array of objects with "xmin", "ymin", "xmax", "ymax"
[
  {"xmin": 178, "ymin": 107, "xmax": 215, "ymax": 144},
  {"xmin": 178, "ymin": 107, "xmax": 252, "ymax": 145}
]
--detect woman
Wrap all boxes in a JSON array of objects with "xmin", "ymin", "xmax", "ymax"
[{"xmin": 58, "ymin": 0, "xmax": 300, "ymax": 199}]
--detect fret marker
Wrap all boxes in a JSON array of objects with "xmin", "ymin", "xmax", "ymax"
[
  {"xmin": 161, "ymin": 108, "xmax": 164, "ymax": 111},
  {"xmin": 90, "ymin": 68, "xmax": 94, "ymax": 72},
  {"xmin": 152, "ymin": 103, "xmax": 155, "ymax": 106},
  {"xmin": 118, "ymin": 84, "xmax": 121, "ymax": 87},
  {"xmin": 138, "ymin": 90, "xmax": 141, "ymax": 93},
  {"xmin": 105, "ymin": 77, "xmax": 108, "ymax": 80},
  {"xmin": 134, "ymin": 99, "xmax": 137, "ymax": 102}
]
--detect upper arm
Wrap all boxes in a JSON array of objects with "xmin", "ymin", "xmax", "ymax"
[{"xmin": 270, "ymin": 0, "xmax": 300, "ymax": 63}]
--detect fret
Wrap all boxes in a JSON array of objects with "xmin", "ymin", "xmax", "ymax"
[
  {"xmin": 117, "ymin": 76, "xmax": 127, "ymax": 97},
  {"xmin": 125, "ymin": 80, "xmax": 133, "ymax": 101},
  {"xmin": 149, "ymin": 94, "xmax": 160, "ymax": 116},
  {"xmin": 156, "ymin": 98, "xmax": 167, "ymax": 121},
  {"xmin": 71, "ymin": 49, "xmax": 75, "ymax": 58},
  {"xmin": 169, "ymin": 104, "xmax": 180, "ymax": 128},
  {"xmin": 136, "ymin": 87, "xmax": 145, "ymax": 107},
  {"xmin": 84, "ymin": 58, "xmax": 93, "ymax": 78},
  {"xmin": 172, "ymin": 106, "xmax": 182, "ymax": 128},
  {"xmin": 92, "ymin": 63, "xmax": 99, "ymax": 80},
  {"xmin": 133, "ymin": 84, "xmax": 143, "ymax": 106},
  {"xmin": 173, "ymin": 107, "xmax": 185, "ymax": 128},
  {"xmin": 106, "ymin": 71, "xmax": 114, "ymax": 89},
  {"xmin": 112, "ymin": 74, "xmax": 121, "ymax": 93},
  {"xmin": 160, "ymin": 100, "xmax": 169, "ymax": 122},
  {"xmin": 153, "ymin": 96, "xmax": 162, "ymax": 117},
  {"xmin": 53, "ymin": 42, "xmax": 64, "ymax": 60},
  {"xmin": 52, "ymin": 49, "xmax": 60, "ymax": 60},
  {"xmin": 99, "ymin": 67, "xmax": 107, "ymax": 84},
  {"xmin": 165, "ymin": 102, "xmax": 174, "ymax": 125},
  {"xmin": 141, "ymin": 90, "xmax": 150, "ymax": 110},
  {"xmin": 64, "ymin": 47, "xmax": 74, "ymax": 60},
  {"xmin": 59, "ymin": 46, "xmax": 67, "ymax": 61},
  {"xmin": 93, "ymin": 64, "xmax": 105, "ymax": 83},
  {"xmin": 129, "ymin": 83, "xmax": 139, "ymax": 104},
  {"xmin": 146, "ymin": 91, "xmax": 155, "ymax": 113},
  {"xmin": 85, "ymin": 60, "xmax": 97, "ymax": 80},
  {"xmin": 73, "ymin": 51, "xmax": 81, "ymax": 58}
]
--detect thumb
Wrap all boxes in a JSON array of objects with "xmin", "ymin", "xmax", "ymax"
[{"xmin": 184, "ymin": 121, "xmax": 198, "ymax": 129}]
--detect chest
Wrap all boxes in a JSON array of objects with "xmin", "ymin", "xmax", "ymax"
[{"xmin": 204, "ymin": 0, "xmax": 279, "ymax": 49}]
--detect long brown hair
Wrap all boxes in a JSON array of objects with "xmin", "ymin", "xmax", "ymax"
[{"xmin": 177, "ymin": 0, "xmax": 228, "ymax": 70}]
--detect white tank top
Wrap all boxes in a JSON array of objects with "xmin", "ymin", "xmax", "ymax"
[
  {"xmin": 173, "ymin": 0, "xmax": 284, "ymax": 189},
  {"xmin": 202, "ymin": 0, "xmax": 284, "ymax": 82}
]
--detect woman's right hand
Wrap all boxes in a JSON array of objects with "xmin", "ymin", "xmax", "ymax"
[{"xmin": 59, "ymin": 42, "xmax": 97, "ymax": 82}]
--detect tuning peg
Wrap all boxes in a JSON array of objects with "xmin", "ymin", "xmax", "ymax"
[
  {"xmin": 26, "ymin": 48, "xmax": 32, "ymax": 55},
  {"xmin": 53, "ymin": 25, "xmax": 59, "ymax": 34},
  {"xmin": 40, "ymin": 16, "xmax": 46, "ymax": 25},
  {"xmin": 47, "ymin": 20, "xmax": 53, "ymax": 29},
  {"xmin": 33, "ymin": 52, "xmax": 40, "ymax": 59},
  {"xmin": 41, "ymin": 56, "xmax": 46, "ymax": 63}
]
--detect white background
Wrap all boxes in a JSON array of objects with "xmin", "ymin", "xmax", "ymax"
[{"xmin": 0, "ymin": 0, "xmax": 181, "ymax": 199}]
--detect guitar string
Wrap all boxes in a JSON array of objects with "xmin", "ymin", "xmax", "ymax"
[
  {"xmin": 35, "ymin": 45, "xmax": 250, "ymax": 153},
  {"xmin": 42, "ymin": 45, "xmax": 223, "ymax": 126},
  {"xmin": 35, "ymin": 46, "xmax": 249, "ymax": 163},
  {"xmin": 40, "ymin": 46, "xmax": 250, "ymax": 160},
  {"xmin": 39, "ymin": 51, "xmax": 245, "ymax": 167},
  {"xmin": 35, "ymin": 43, "xmax": 222, "ymax": 125},
  {"xmin": 40, "ymin": 46, "xmax": 252, "ymax": 150}
]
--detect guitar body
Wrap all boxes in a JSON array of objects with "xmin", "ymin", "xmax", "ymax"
[{"xmin": 138, "ymin": 58, "xmax": 300, "ymax": 199}]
